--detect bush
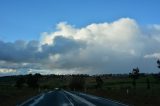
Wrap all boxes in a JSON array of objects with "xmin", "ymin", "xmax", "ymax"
[{"xmin": 69, "ymin": 75, "xmax": 85, "ymax": 91}]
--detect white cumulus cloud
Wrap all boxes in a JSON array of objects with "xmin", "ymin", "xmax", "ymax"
[
  {"xmin": 144, "ymin": 53, "xmax": 160, "ymax": 59},
  {"xmin": 1, "ymin": 18, "xmax": 160, "ymax": 75},
  {"xmin": 0, "ymin": 68, "xmax": 16, "ymax": 73}
]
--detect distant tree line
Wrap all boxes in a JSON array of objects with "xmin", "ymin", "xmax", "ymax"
[
  {"xmin": 13, "ymin": 59, "xmax": 160, "ymax": 91},
  {"xmin": 15, "ymin": 73, "xmax": 41, "ymax": 89},
  {"xmin": 69, "ymin": 75, "xmax": 86, "ymax": 91}
]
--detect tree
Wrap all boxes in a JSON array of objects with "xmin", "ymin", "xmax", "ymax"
[
  {"xmin": 155, "ymin": 59, "xmax": 160, "ymax": 80},
  {"xmin": 157, "ymin": 59, "xmax": 160, "ymax": 68},
  {"xmin": 132, "ymin": 67, "xmax": 140, "ymax": 79},
  {"xmin": 26, "ymin": 74, "xmax": 40, "ymax": 89},
  {"xmin": 95, "ymin": 76, "xmax": 104, "ymax": 89},
  {"xmin": 15, "ymin": 76, "xmax": 25, "ymax": 89},
  {"xmin": 146, "ymin": 78, "xmax": 150, "ymax": 89},
  {"xmin": 69, "ymin": 75, "xmax": 85, "ymax": 91},
  {"xmin": 131, "ymin": 67, "xmax": 140, "ymax": 88}
]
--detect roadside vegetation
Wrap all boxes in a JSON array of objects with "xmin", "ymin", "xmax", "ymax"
[
  {"xmin": 0, "ymin": 60, "xmax": 160, "ymax": 106},
  {"xmin": 0, "ymin": 73, "xmax": 160, "ymax": 106}
]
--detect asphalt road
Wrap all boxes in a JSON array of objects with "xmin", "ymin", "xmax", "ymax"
[{"xmin": 18, "ymin": 90, "xmax": 128, "ymax": 106}]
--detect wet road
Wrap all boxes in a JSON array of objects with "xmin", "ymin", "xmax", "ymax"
[{"xmin": 18, "ymin": 90, "xmax": 128, "ymax": 106}]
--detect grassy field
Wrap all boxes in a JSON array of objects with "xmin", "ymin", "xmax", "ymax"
[
  {"xmin": 0, "ymin": 74, "xmax": 160, "ymax": 106},
  {"xmin": 85, "ymin": 76, "xmax": 160, "ymax": 106},
  {"xmin": 0, "ymin": 86, "xmax": 39, "ymax": 106}
]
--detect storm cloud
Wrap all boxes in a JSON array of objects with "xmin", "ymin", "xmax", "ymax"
[{"xmin": 1, "ymin": 18, "xmax": 160, "ymax": 75}]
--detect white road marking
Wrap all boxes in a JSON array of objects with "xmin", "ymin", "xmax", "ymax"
[
  {"xmin": 62, "ymin": 92, "xmax": 74, "ymax": 106},
  {"xmin": 78, "ymin": 92, "xmax": 99, "ymax": 100},
  {"xmin": 62, "ymin": 103, "xmax": 74, "ymax": 106},
  {"xmin": 64, "ymin": 91, "xmax": 96, "ymax": 106},
  {"xmin": 29, "ymin": 94, "xmax": 45, "ymax": 106},
  {"xmin": 18, "ymin": 94, "xmax": 42, "ymax": 106},
  {"xmin": 78, "ymin": 92, "xmax": 127, "ymax": 106},
  {"xmin": 48, "ymin": 91, "xmax": 54, "ymax": 93},
  {"xmin": 97, "ymin": 96, "xmax": 128, "ymax": 106}
]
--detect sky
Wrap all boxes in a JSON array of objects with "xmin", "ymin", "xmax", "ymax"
[{"xmin": 0, "ymin": 0, "xmax": 160, "ymax": 75}]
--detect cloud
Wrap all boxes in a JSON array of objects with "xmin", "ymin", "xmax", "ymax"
[
  {"xmin": 1, "ymin": 18, "xmax": 160, "ymax": 75},
  {"xmin": 0, "ymin": 68, "xmax": 16, "ymax": 73},
  {"xmin": 0, "ymin": 40, "xmax": 41, "ymax": 62},
  {"xmin": 144, "ymin": 53, "xmax": 160, "ymax": 59},
  {"xmin": 0, "ymin": 68, "xmax": 17, "ymax": 76},
  {"xmin": 40, "ymin": 18, "xmax": 144, "ymax": 73},
  {"xmin": 42, "ymin": 18, "xmax": 143, "ymax": 55}
]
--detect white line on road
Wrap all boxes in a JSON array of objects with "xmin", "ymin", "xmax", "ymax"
[
  {"xmin": 18, "ymin": 93, "xmax": 43, "ymax": 106},
  {"xmin": 62, "ymin": 91, "xmax": 74, "ymax": 106},
  {"xmin": 97, "ymin": 96, "xmax": 128, "ymax": 106},
  {"xmin": 64, "ymin": 91, "xmax": 96, "ymax": 106},
  {"xmin": 62, "ymin": 103, "xmax": 73, "ymax": 106},
  {"xmin": 78, "ymin": 92, "xmax": 99, "ymax": 100},
  {"xmin": 79, "ymin": 92, "xmax": 127, "ymax": 106},
  {"xmin": 48, "ymin": 91, "xmax": 54, "ymax": 94},
  {"xmin": 29, "ymin": 94, "xmax": 45, "ymax": 106}
]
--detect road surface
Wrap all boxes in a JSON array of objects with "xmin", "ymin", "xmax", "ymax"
[{"xmin": 18, "ymin": 90, "xmax": 128, "ymax": 106}]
